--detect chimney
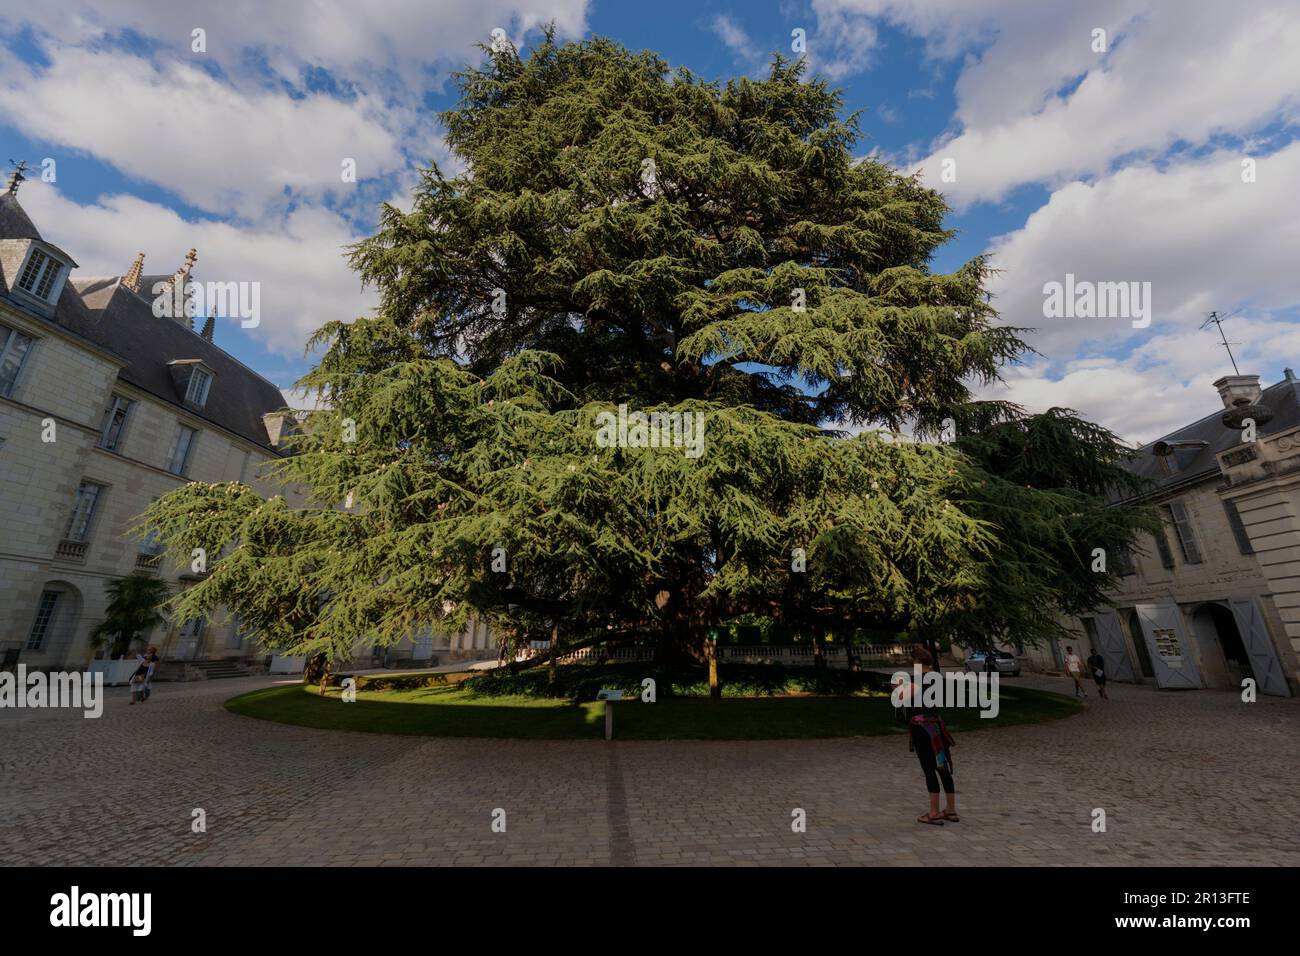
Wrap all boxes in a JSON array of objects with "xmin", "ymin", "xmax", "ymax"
[
  {"xmin": 262, "ymin": 411, "xmax": 300, "ymax": 450},
  {"xmin": 122, "ymin": 252, "xmax": 145, "ymax": 293},
  {"xmin": 1213, "ymin": 374, "xmax": 1262, "ymax": 410}
]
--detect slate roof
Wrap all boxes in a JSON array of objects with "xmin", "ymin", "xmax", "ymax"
[
  {"xmin": 0, "ymin": 193, "xmax": 287, "ymax": 453},
  {"xmin": 70, "ymin": 277, "xmax": 287, "ymax": 451},
  {"xmin": 0, "ymin": 192, "xmax": 40, "ymax": 240},
  {"xmin": 1124, "ymin": 376, "xmax": 1300, "ymax": 490}
]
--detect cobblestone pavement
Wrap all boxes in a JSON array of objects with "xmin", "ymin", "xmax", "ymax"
[{"xmin": 1, "ymin": 675, "xmax": 1297, "ymax": 866}]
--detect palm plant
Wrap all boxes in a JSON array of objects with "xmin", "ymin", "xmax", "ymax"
[{"xmin": 91, "ymin": 574, "xmax": 171, "ymax": 659}]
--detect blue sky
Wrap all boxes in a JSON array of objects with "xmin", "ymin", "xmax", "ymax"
[{"xmin": 2, "ymin": 0, "xmax": 1299, "ymax": 443}]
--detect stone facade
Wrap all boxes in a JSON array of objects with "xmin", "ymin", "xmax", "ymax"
[
  {"xmin": 0, "ymin": 186, "xmax": 498, "ymax": 671},
  {"xmin": 1017, "ymin": 373, "xmax": 1300, "ymax": 697},
  {"xmin": 0, "ymin": 197, "xmax": 293, "ymax": 668}
]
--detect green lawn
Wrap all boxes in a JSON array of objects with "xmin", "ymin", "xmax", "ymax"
[{"xmin": 225, "ymin": 681, "xmax": 1081, "ymax": 740}]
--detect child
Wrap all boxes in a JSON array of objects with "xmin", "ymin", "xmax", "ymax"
[{"xmin": 128, "ymin": 657, "xmax": 148, "ymax": 704}]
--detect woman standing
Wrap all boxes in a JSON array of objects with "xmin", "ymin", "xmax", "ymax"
[{"xmin": 898, "ymin": 645, "xmax": 957, "ymax": 825}]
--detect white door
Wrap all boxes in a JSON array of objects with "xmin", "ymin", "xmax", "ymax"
[
  {"xmin": 174, "ymin": 618, "xmax": 205, "ymax": 660},
  {"xmin": 1133, "ymin": 603, "xmax": 1203, "ymax": 689},
  {"xmin": 1230, "ymin": 598, "xmax": 1291, "ymax": 697},
  {"xmin": 1093, "ymin": 609, "xmax": 1137, "ymax": 683}
]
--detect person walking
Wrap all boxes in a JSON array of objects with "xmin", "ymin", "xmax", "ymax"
[
  {"xmin": 1063, "ymin": 645, "xmax": 1088, "ymax": 698},
  {"xmin": 1086, "ymin": 647, "xmax": 1108, "ymax": 700},
  {"xmin": 897, "ymin": 645, "xmax": 957, "ymax": 826},
  {"xmin": 141, "ymin": 645, "xmax": 160, "ymax": 702}
]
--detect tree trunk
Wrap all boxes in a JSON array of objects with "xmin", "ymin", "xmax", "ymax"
[
  {"xmin": 548, "ymin": 622, "xmax": 560, "ymax": 685},
  {"xmin": 708, "ymin": 636, "xmax": 720, "ymax": 701},
  {"xmin": 812, "ymin": 629, "xmax": 826, "ymax": 675}
]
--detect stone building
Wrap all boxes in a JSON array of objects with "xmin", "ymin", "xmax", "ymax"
[
  {"xmin": 1023, "ymin": 372, "xmax": 1300, "ymax": 697},
  {"xmin": 0, "ymin": 173, "xmax": 494, "ymax": 671}
]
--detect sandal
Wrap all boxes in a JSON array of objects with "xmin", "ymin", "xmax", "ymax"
[
  {"xmin": 942, "ymin": 811, "xmax": 960, "ymax": 823},
  {"xmin": 917, "ymin": 813, "xmax": 945, "ymax": 826}
]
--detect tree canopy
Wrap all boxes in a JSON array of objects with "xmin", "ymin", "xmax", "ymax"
[{"xmin": 145, "ymin": 31, "xmax": 1156, "ymax": 663}]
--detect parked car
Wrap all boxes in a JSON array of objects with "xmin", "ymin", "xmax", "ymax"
[{"xmin": 963, "ymin": 650, "xmax": 1021, "ymax": 676}]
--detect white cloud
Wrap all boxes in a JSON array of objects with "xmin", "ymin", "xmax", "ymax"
[
  {"xmin": 806, "ymin": 1, "xmax": 880, "ymax": 79},
  {"xmin": 0, "ymin": 1, "xmax": 593, "ymax": 364},
  {"xmin": 711, "ymin": 15, "xmax": 754, "ymax": 60},
  {"xmin": 0, "ymin": 43, "xmax": 413, "ymax": 218},
  {"xmin": 20, "ymin": 180, "xmax": 376, "ymax": 356},
  {"xmin": 0, "ymin": 0, "xmax": 590, "ymax": 90},
  {"xmin": 985, "ymin": 142, "xmax": 1300, "ymax": 364},
  {"xmin": 814, "ymin": 0, "xmax": 1300, "ymax": 207},
  {"xmin": 980, "ymin": 314, "xmax": 1300, "ymax": 446},
  {"xmin": 971, "ymin": 137, "xmax": 1300, "ymax": 441},
  {"xmin": 802, "ymin": 1, "xmax": 1300, "ymax": 439}
]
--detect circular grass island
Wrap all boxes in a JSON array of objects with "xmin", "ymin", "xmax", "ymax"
[{"xmin": 225, "ymin": 662, "xmax": 1082, "ymax": 740}]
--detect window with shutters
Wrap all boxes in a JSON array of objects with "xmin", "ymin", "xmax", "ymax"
[
  {"xmin": 1222, "ymin": 499, "xmax": 1255, "ymax": 555},
  {"xmin": 1165, "ymin": 501, "xmax": 1202, "ymax": 564}
]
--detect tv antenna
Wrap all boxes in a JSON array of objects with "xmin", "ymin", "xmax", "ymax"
[
  {"xmin": 5, "ymin": 159, "xmax": 29, "ymax": 195},
  {"xmin": 1200, "ymin": 310, "xmax": 1243, "ymax": 375}
]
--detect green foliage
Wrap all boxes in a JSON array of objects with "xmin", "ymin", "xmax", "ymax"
[
  {"xmin": 144, "ymin": 31, "xmax": 1154, "ymax": 660},
  {"xmin": 351, "ymin": 672, "xmax": 451, "ymax": 692},
  {"xmin": 90, "ymin": 574, "xmax": 170, "ymax": 658}
]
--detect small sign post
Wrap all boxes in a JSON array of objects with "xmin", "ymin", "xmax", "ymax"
[{"xmin": 597, "ymin": 688, "xmax": 622, "ymax": 739}]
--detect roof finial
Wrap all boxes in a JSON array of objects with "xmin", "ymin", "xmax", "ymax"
[
  {"xmin": 122, "ymin": 251, "xmax": 145, "ymax": 293},
  {"xmin": 160, "ymin": 248, "xmax": 198, "ymax": 324},
  {"xmin": 6, "ymin": 159, "xmax": 28, "ymax": 195},
  {"xmin": 200, "ymin": 308, "xmax": 215, "ymax": 342}
]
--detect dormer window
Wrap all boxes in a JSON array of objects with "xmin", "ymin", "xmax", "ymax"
[
  {"xmin": 166, "ymin": 359, "xmax": 215, "ymax": 410},
  {"xmin": 185, "ymin": 367, "xmax": 212, "ymax": 406},
  {"xmin": 15, "ymin": 246, "xmax": 65, "ymax": 303}
]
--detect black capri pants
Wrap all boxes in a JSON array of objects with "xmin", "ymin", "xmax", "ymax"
[{"xmin": 911, "ymin": 724, "xmax": 955, "ymax": 795}]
